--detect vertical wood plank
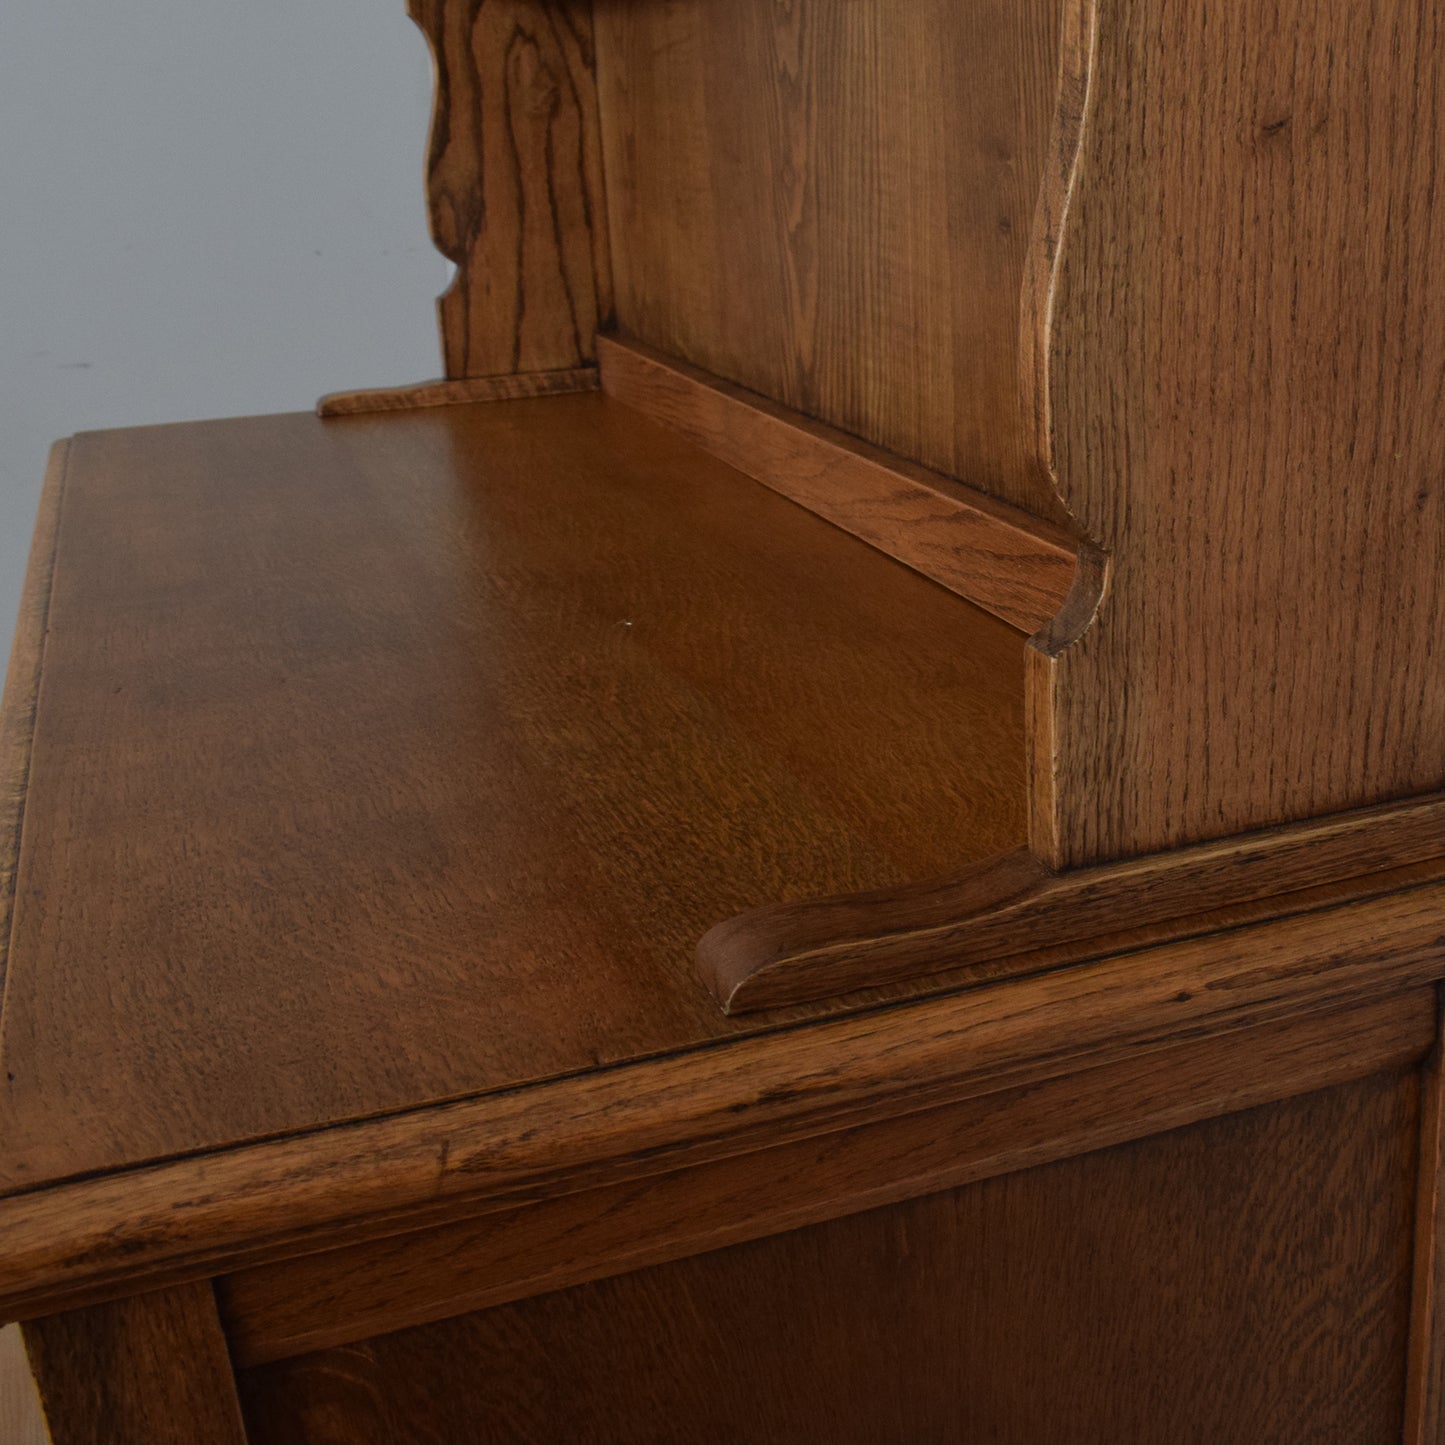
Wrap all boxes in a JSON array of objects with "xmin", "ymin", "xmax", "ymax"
[
  {"xmin": 1032, "ymin": 0, "xmax": 1445, "ymax": 863},
  {"xmin": 410, "ymin": 0, "xmax": 613, "ymax": 379},
  {"xmin": 22, "ymin": 1282, "xmax": 247, "ymax": 1445}
]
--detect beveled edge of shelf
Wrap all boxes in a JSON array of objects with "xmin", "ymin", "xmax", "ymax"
[
  {"xmin": 2, "ymin": 876, "xmax": 1444, "ymax": 1327},
  {"xmin": 701, "ymin": 791, "xmax": 1445, "ymax": 1013},
  {"xmin": 316, "ymin": 367, "xmax": 600, "ymax": 417},
  {"xmin": 596, "ymin": 334, "xmax": 1082, "ymax": 635},
  {"xmin": 0, "ymin": 439, "xmax": 68, "ymax": 1007}
]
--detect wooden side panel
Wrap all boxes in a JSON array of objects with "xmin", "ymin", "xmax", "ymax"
[
  {"xmin": 23, "ymin": 1283, "xmax": 246, "ymax": 1445},
  {"xmin": 219, "ymin": 989, "xmax": 1434, "ymax": 1365},
  {"xmin": 1032, "ymin": 0, "xmax": 1445, "ymax": 863},
  {"xmin": 1406, "ymin": 991, "xmax": 1445, "ymax": 1443},
  {"xmin": 593, "ymin": 0, "xmax": 1067, "ymax": 523},
  {"xmin": 237, "ymin": 1071, "xmax": 1418, "ymax": 1444},
  {"xmin": 411, "ymin": 0, "xmax": 612, "ymax": 378}
]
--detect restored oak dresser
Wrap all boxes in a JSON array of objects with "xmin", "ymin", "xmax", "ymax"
[{"xmin": 5, "ymin": 1, "xmax": 1445, "ymax": 1440}]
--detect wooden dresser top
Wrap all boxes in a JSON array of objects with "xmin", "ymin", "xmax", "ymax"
[{"xmin": 0, "ymin": 393, "xmax": 1026, "ymax": 1196}]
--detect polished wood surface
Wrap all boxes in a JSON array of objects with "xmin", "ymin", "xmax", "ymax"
[
  {"xmin": 236, "ymin": 1071, "xmax": 1419, "ymax": 1444},
  {"xmin": 412, "ymin": 0, "xmax": 613, "ymax": 378},
  {"xmin": 11, "ymin": 1, "xmax": 1445, "ymax": 1436},
  {"xmin": 316, "ymin": 367, "xmax": 599, "ymax": 417},
  {"xmin": 1030, "ymin": 0, "xmax": 1445, "ymax": 863},
  {"xmin": 219, "ymin": 989, "xmax": 1435, "ymax": 1365},
  {"xmin": 597, "ymin": 335, "xmax": 1078, "ymax": 634},
  {"xmin": 22, "ymin": 1284, "xmax": 245, "ymax": 1445},
  {"xmin": 705, "ymin": 792, "xmax": 1445, "ymax": 1012},
  {"xmin": 4, "ymin": 877, "xmax": 1442, "ymax": 1325},
  {"xmin": 594, "ymin": 0, "xmax": 1066, "ymax": 522},
  {"xmin": 0, "ymin": 394, "xmax": 1026, "ymax": 1200}
]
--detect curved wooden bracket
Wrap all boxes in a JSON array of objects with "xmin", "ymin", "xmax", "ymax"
[
  {"xmin": 409, "ymin": 0, "xmax": 613, "ymax": 379},
  {"xmin": 700, "ymin": 793, "xmax": 1445, "ymax": 1014}
]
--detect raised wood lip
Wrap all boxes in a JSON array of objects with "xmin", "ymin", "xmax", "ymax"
[
  {"xmin": 702, "ymin": 792, "xmax": 1445, "ymax": 1013},
  {"xmin": 316, "ymin": 368, "xmax": 600, "ymax": 417},
  {"xmin": 596, "ymin": 334, "xmax": 1082, "ymax": 634},
  {"xmin": 2, "ymin": 879, "xmax": 1445, "ymax": 1324}
]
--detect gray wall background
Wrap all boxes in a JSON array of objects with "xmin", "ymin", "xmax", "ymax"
[{"xmin": 0, "ymin": 0, "xmax": 449, "ymax": 675}]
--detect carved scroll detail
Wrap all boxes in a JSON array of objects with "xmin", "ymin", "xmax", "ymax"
[{"xmin": 409, "ymin": 0, "xmax": 613, "ymax": 379}]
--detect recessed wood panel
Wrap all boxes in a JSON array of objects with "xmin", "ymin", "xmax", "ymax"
[
  {"xmin": 237, "ymin": 1069, "xmax": 1419, "ymax": 1444},
  {"xmin": 594, "ymin": 0, "xmax": 1067, "ymax": 523}
]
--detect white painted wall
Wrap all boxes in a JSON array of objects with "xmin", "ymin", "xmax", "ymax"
[{"xmin": 0, "ymin": 0, "xmax": 449, "ymax": 673}]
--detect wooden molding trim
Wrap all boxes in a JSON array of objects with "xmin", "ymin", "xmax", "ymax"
[
  {"xmin": 219, "ymin": 989, "xmax": 1435, "ymax": 1365},
  {"xmin": 596, "ymin": 334, "xmax": 1080, "ymax": 634},
  {"xmin": 316, "ymin": 368, "xmax": 600, "ymax": 417},
  {"xmin": 2, "ymin": 881, "xmax": 1445, "ymax": 1324},
  {"xmin": 702, "ymin": 792, "xmax": 1445, "ymax": 1013},
  {"xmin": 0, "ymin": 441, "xmax": 67, "ymax": 1003}
]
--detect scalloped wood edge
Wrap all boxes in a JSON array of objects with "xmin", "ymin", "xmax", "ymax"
[{"xmin": 700, "ymin": 792, "xmax": 1445, "ymax": 1013}]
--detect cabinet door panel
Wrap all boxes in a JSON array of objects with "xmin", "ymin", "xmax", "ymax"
[{"xmin": 239, "ymin": 1068, "xmax": 1418, "ymax": 1445}]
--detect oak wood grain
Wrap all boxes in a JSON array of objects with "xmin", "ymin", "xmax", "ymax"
[
  {"xmin": 235, "ymin": 1070, "xmax": 1419, "ymax": 1444},
  {"xmin": 597, "ymin": 335, "xmax": 1079, "ymax": 634},
  {"xmin": 22, "ymin": 1283, "xmax": 245, "ymax": 1445},
  {"xmin": 411, "ymin": 0, "xmax": 612, "ymax": 377},
  {"xmin": 4, "ymin": 878, "xmax": 1444, "ymax": 1325},
  {"xmin": 594, "ymin": 0, "xmax": 1067, "ymax": 521},
  {"xmin": 704, "ymin": 792, "xmax": 1445, "ymax": 1012},
  {"xmin": 316, "ymin": 367, "xmax": 598, "ymax": 417},
  {"xmin": 0, "ymin": 397, "xmax": 1027, "ymax": 1201},
  {"xmin": 219, "ymin": 988, "xmax": 1435, "ymax": 1365},
  {"xmin": 1031, "ymin": 0, "xmax": 1445, "ymax": 863}
]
